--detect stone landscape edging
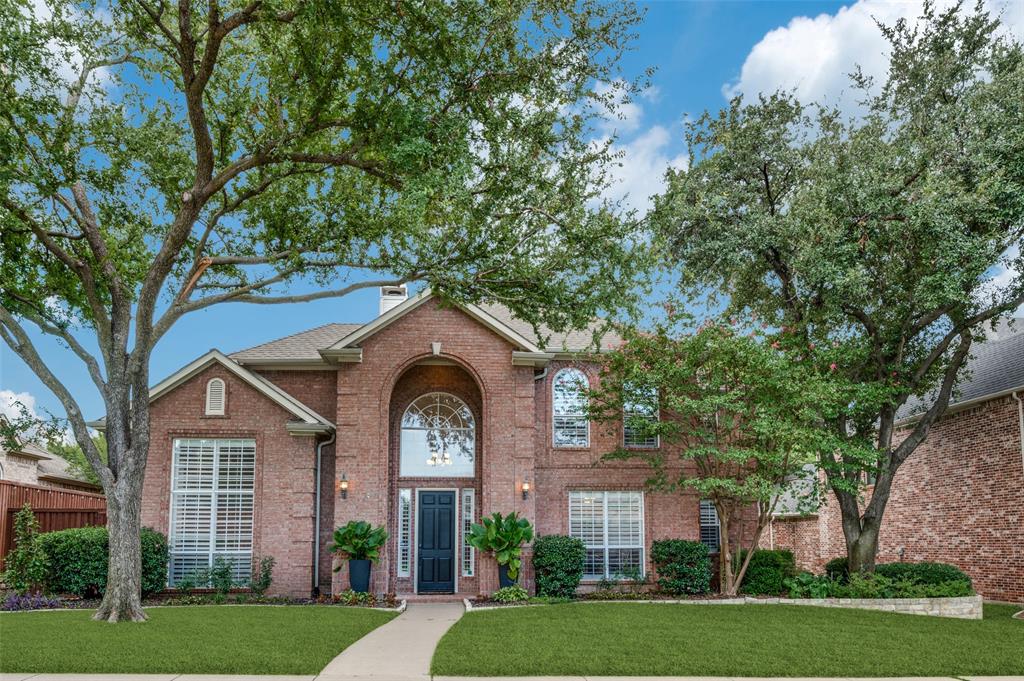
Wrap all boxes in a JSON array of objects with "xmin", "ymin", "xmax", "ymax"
[{"xmin": 464, "ymin": 594, "xmax": 982, "ymax": 619}]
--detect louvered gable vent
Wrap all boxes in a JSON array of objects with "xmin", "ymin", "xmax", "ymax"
[{"xmin": 205, "ymin": 378, "xmax": 225, "ymax": 415}]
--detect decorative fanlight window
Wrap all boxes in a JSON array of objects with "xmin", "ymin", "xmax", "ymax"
[
  {"xmin": 399, "ymin": 392, "xmax": 476, "ymax": 477},
  {"xmin": 205, "ymin": 378, "xmax": 226, "ymax": 416}
]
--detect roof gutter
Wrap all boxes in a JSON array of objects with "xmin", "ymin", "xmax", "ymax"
[{"xmin": 895, "ymin": 384, "xmax": 1024, "ymax": 427}]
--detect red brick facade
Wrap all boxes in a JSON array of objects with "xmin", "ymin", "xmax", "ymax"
[
  {"xmin": 772, "ymin": 395, "xmax": 1024, "ymax": 602},
  {"xmin": 142, "ymin": 300, "xmax": 732, "ymax": 597},
  {"xmin": 142, "ymin": 298, "xmax": 1021, "ymax": 601}
]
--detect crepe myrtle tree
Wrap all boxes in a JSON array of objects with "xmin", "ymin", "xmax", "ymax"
[
  {"xmin": 651, "ymin": 1, "xmax": 1024, "ymax": 573},
  {"xmin": 587, "ymin": 318, "xmax": 860, "ymax": 596},
  {"xmin": 0, "ymin": 0, "xmax": 651, "ymax": 621}
]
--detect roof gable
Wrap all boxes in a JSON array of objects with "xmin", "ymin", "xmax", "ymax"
[
  {"xmin": 90, "ymin": 350, "xmax": 334, "ymax": 432},
  {"xmin": 320, "ymin": 289, "xmax": 542, "ymax": 357}
]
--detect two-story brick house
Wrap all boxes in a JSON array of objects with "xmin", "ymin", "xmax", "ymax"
[{"xmin": 136, "ymin": 287, "xmax": 721, "ymax": 597}]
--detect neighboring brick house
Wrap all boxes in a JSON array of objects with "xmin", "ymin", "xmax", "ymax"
[
  {"xmin": 127, "ymin": 286, "xmax": 738, "ymax": 598},
  {"xmin": 771, "ymin": 322, "xmax": 1024, "ymax": 602},
  {"xmin": 0, "ymin": 438, "xmax": 102, "ymax": 493}
]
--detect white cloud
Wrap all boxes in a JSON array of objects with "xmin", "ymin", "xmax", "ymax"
[
  {"xmin": 0, "ymin": 389, "xmax": 39, "ymax": 422},
  {"xmin": 20, "ymin": 0, "xmax": 114, "ymax": 90},
  {"xmin": 594, "ymin": 79, "xmax": 644, "ymax": 134},
  {"xmin": 599, "ymin": 125, "xmax": 688, "ymax": 215},
  {"xmin": 724, "ymin": 0, "xmax": 1024, "ymax": 113}
]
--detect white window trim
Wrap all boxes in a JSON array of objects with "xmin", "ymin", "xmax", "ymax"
[
  {"xmin": 569, "ymin": 490, "xmax": 645, "ymax": 580},
  {"xmin": 168, "ymin": 438, "xmax": 255, "ymax": 586},
  {"xmin": 461, "ymin": 488, "xmax": 475, "ymax": 577},
  {"xmin": 400, "ymin": 392, "xmax": 476, "ymax": 478},
  {"xmin": 699, "ymin": 499, "xmax": 721, "ymax": 554},
  {"xmin": 205, "ymin": 378, "xmax": 226, "ymax": 416},
  {"xmin": 397, "ymin": 488, "xmax": 413, "ymax": 578},
  {"xmin": 623, "ymin": 384, "xmax": 659, "ymax": 449},
  {"xmin": 552, "ymin": 368, "xmax": 590, "ymax": 448}
]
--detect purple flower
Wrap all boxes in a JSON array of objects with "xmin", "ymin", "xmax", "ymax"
[{"xmin": 2, "ymin": 592, "xmax": 61, "ymax": 611}]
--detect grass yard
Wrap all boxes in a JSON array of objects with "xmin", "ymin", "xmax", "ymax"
[
  {"xmin": 432, "ymin": 602, "xmax": 1024, "ymax": 677},
  {"xmin": 0, "ymin": 605, "xmax": 396, "ymax": 674}
]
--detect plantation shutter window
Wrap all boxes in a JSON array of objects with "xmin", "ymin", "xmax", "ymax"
[
  {"xmin": 553, "ymin": 368, "xmax": 590, "ymax": 447},
  {"xmin": 397, "ymin": 489, "xmax": 412, "ymax": 577},
  {"xmin": 169, "ymin": 438, "xmax": 255, "ymax": 586},
  {"xmin": 699, "ymin": 499, "xmax": 721, "ymax": 553},
  {"xmin": 205, "ymin": 378, "xmax": 226, "ymax": 415},
  {"xmin": 623, "ymin": 383, "xmax": 659, "ymax": 448},
  {"xmin": 569, "ymin": 491, "xmax": 644, "ymax": 579},
  {"xmin": 461, "ymin": 488, "xmax": 475, "ymax": 577}
]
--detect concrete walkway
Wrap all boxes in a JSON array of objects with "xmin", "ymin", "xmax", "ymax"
[
  {"xmin": 4, "ymin": 671, "xmax": 1019, "ymax": 675},
  {"xmin": 318, "ymin": 602, "xmax": 464, "ymax": 680}
]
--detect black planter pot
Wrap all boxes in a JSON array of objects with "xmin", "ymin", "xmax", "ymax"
[
  {"xmin": 498, "ymin": 563, "xmax": 516, "ymax": 588},
  {"xmin": 349, "ymin": 559, "xmax": 372, "ymax": 593}
]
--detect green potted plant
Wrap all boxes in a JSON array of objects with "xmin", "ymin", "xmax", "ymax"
[
  {"xmin": 467, "ymin": 511, "xmax": 534, "ymax": 587},
  {"xmin": 330, "ymin": 521, "xmax": 388, "ymax": 593}
]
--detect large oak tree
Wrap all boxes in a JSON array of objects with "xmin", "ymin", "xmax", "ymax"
[
  {"xmin": 0, "ymin": 0, "xmax": 649, "ymax": 621},
  {"xmin": 652, "ymin": 2, "xmax": 1024, "ymax": 572}
]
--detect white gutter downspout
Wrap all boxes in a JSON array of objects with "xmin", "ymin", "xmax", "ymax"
[
  {"xmin": 313, "ymin": 432, "xmax": 336, "ymax": 596},
  {"xmin": 1013, "ymin": 392, "xmax": 1024, "ymax": 485}
]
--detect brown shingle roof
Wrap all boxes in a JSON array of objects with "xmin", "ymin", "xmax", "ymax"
[
  {"xmin": 229, "ymin": 301, "xmax": 621, "ymax": 364},
  {"xmin": 231, "ymin": 323, "xmax": 363, "ymax": 363},
  {"xmin": 478, "ymin": 303, "xmax": 623, "ymax": 353}
]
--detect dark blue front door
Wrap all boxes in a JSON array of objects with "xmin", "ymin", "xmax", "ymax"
[{"xmin": 418, "ymin": 491, "xmax": 455, "ymax": 592}]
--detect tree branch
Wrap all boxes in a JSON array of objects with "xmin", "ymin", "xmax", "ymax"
[{"xmin": 0, "ymin": 306, "xmax": 113, "ymax": 489}]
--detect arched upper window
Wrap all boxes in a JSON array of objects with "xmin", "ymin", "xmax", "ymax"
[
  {"xmin": 205, "ymin": 378, "xmax": 226, "ymax": 416},
  {"xmin": 400, "ymin": 392, "xmax": 475, "ymax": 477},
  {"xmin": 553, "ymin": 368, "xmax": 589, "ymax": 447}
]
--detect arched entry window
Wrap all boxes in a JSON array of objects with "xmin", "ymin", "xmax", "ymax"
[{"xmin": 400, "ymin": 392, "xmax": 476, "ymax": 477}]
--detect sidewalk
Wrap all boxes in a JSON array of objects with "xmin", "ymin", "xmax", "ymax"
[{"xmin": 4, "ymin": 671, "xmax": 1019, "ymax": 675}]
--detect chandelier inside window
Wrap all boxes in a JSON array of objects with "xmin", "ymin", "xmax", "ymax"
[{"xmin": 401, "ymin": 393, "xmax": 475, "ymax": 472}]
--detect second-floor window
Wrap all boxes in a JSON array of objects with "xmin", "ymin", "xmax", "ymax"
[
  {"xmin": 623, "ymin": 384, "xmax": 659, "ymax": 448},
  {"xmin": 553, "ymin": 368, "xmax": 589, "ymax": 447}
]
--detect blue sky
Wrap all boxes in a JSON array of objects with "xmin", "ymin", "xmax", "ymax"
[{"xmin": 2, "ymin": 0, "xmax": 1022, "ymax": 425}]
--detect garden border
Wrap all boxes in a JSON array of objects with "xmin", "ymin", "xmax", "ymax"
[
  {"xmin": 463, "ymin": 595, "xmax": 982, "ymax": 619},
  {"xmin": 0, "ymin": 599, "xmax": 408, "ymax": 615}
]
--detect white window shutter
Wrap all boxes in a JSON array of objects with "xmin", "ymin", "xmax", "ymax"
[{"xmin": 205, "ymin": 378, "xmax": 225, "ymax": 415}]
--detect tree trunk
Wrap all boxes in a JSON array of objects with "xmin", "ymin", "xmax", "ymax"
[
  {"xmin": 848, "ymin": 531, "xmax": 879, "ymax": 574},
  {"xmin": 93, "ymin": 470, "xmax": 147, "ymax": 622},
  {"xmin": 718, "ymin": 510, "xmax": 739, "ymax": 596}
]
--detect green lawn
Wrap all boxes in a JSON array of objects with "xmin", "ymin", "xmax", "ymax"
[
  {"xmin": 0, "ymin": 605, "xmax": 396, "ymax": 674},
  {"xmin": 432, "ymin": 602, "xmax": 1024, "ymax": 677}
]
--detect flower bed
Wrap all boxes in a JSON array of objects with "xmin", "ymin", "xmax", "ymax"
[{"xmin": 1, "ymin": 589, "xmax": 405, "ymax": 612}]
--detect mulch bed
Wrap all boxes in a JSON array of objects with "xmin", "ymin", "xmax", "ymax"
[{"xmin": 2, "ymin": 589, "xmax": 402, "ymax": 611}]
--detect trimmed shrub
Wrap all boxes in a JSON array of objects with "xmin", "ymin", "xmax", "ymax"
[
  {"xmin": 36, "ymin": 526, "xmax": 169, "ymax": 597},
  {"xmin": 824, "ymin": 556, "xmax": 849, "ymax": 582},
  {"xmin": 875, "ymin": 561, "xmax": 972, "ymax": 588},
  {"xmin": 491, "ymin": 585, "xmax": 529, "ymax": 603},
  {"xmin": 2, "ymin": 504, "xmax": 49, "ymax": 594},
  {"xmin": 533, "ymin": 535, "xmax": 586, "ymax": 598},
  {"xmin": 651, "ymin": 539, "xmax": 711, "ymax": 595},
  {"xmin": 738, "ymin": 549, "xmax": 796, "ymax": 595}
]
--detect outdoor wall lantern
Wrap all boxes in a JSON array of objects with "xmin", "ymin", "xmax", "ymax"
[
  {"xmin": 521, "ymin": 480, "xmax": 531, "ymax": 500},
  {"xmin": 338, "ymin": 473, "xmax": 349, "ymax": 500}
]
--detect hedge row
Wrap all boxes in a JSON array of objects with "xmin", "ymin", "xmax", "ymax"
[{"xmin": 35, "ymin": 526, "xmax": 169, "ymax": 597}]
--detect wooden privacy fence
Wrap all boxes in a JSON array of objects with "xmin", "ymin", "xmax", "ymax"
[{"xmin": 0, "ymin": 480, "xmax": 106, "ymax": 569}]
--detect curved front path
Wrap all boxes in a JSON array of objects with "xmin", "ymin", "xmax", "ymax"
[{"xmin": 318, "ymin": 603, "xmax": 464, "ymax": 680}]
